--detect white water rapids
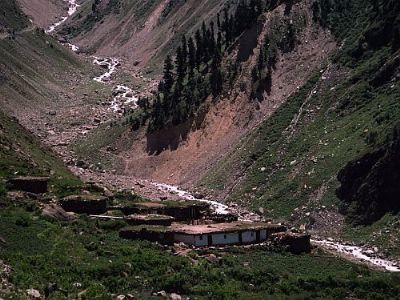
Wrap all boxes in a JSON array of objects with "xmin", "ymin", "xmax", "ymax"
[
  {"xmin": 153, "ymin": 183, "xmax": 263, "ymax": 222},
  {"xmin": 92, "ymin": 57, "xmax": 139, "ymax": 113},
  {"xmin": 45, "ymin": 0, "xmax": 80, "ymax": 34},
  {"xmin": 154, "ymin": 183, "xmax": 232, "ymax": 215},
  {"xmin": 44, "ymin": 0, "xmax": 139, "ymax": 113},
  {"xmin": 313, "ymin": 239, "xmax": 400, "ymax": 272}
]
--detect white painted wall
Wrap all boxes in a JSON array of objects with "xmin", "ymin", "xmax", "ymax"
[
  {"xmin": 260, "ymin": 229, "xmax": 267, "ymax": 241},
  {"xmin": 174, "ymin": 229, "xmax": 273, "ymax": 247},
  {"xmin": 242, "ymin": 231, "xmax": 257, "ymax": 243},
  {"xmin": 212, "ymin": 232, "xmax": 239, "ymax": 245},
  {"xmin": 194, "ymin": 235, "xmax": 209, "ymax": 247},
  {"xmin": 174, "ymin": 233, "xmax": 195, "ymax": 245}
]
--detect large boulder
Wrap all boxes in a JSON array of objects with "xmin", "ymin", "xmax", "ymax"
[{"xmin": 42, "ymin": 204, "xmax": 76, "ymax": 221}]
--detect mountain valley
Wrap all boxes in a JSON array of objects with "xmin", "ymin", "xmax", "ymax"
[{"xmin": 1, "ymin": 0, "xmax": 400, "ymax": 299}]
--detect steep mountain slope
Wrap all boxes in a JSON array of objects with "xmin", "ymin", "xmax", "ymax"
[
  {"xmin": 75, "ymin": 0, "xmax": 335, "ymax": 188},
  {"xmin": 60, "ymin": 0, "xmax": 230, "ymax": 70},
  {"xmin": 0, "ymin": 110, "xmax": 80, "ymax": 193},
  {"xmin": 199, "ymin": 0, "xmax": 400, "ymax": 256}
]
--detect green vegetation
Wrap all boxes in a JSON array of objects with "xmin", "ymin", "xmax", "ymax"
[
  {"xmin": 73, "ymin": 119, "xmax": 127, "ymax": 172},
  {"xmin": 1, "ymin": 202, "xmax": 400, "ymax": 299},
  {"xmin": 0, "ymin": 30, "xmax": 84, "ymax": 113},
  {"xmin": 1, "ymin": 1, "xmax": 400, "ymax": 298}
]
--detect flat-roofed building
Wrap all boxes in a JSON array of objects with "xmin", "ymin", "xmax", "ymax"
[{"xmin": 120, "ymin": 222, "xmax": 287, "ymax": 247}]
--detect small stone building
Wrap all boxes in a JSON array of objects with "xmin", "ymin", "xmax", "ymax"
[
  {"xmin": 59, "ymin": 195, "xmax": 107, "ymax": 214},
  {"xmin": 116, "ymin": 201, "xmax": 210, "ymax": 221},
  {"xmin": 120, "ymin": 222, "xmax": 287, "ymax": 247},
  {"xmin": 171, "ymin": 222, "xmax": 287, "ymax": 247},
  {"xmin": 7, "ymin": 176, "xmax": 50, "ymax": 194},
  {"xmin": 126, "ymin": 214, "xmax": 175, "ymax": 226}
]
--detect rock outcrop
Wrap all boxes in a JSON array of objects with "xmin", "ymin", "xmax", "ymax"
[
  {"xmin": 42, "ymin": 204, "xmax": 76, "ymax": 221},
  {"xmin": 337, "ymin": 126, "xmax": 400, "ymax": 224}
]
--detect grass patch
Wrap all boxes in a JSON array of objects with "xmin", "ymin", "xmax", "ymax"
[{"xmin": 1, "ymin": 205, "xmax": 400, "ymax": 299}]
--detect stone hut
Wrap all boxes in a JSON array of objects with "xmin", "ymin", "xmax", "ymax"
[
  {"xmin": 59, "ymin": 195, "xmax": 107, "ymax": 214},
  {"xmin": 7, "ymin": 176, "xmax": 50, "ymax": 194},
  {"xmin": 126, "ymin": 214, "xmax": 175, "ymax": 226},
  {"xmin": 271, "ymin": 232, "xmax": 312, "ymax": 253},
  {"xmin": 116, "ymin": 201, "xmax": 210, "ymax": 222}
]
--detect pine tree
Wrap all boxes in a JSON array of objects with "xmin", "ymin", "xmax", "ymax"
[
  {"xmin": 201, "ymin": 21, "xmax": 209, "ymax": 63},
  {"xmin": 195, "ymin": 29, "xmax": 203, "ymax": 68},
  {"xmin": 210, "ymin": 50, "xmax": 223, "ymax": 96},
  {"xmin": 162, "ymin": 55, "xmax": 174, "ymax": 93},
  {"xmin": 175, "ymin": 46, "xmax": 186, "ymax": 83},
  {"xmin": 187, "ymin": 37, "xmax": 196, "ymax": 71},
  {"xmin": 181, "ymin": 35, "xmax": 188, "ymax": 69},
  {"xmin": 209, "ymin": 21, "xmax": 216, "ymax": 54},
  {"xmin": 217, "ymin": 31, "xmax": 223, "ymax": 52},
  {"xmin": 152, "ymin": 94, "xmax": 164, "ymax": 130},
  {"xmin": 257, "ymin": 46, "xmax": 264, "ymax": 72},
  {"xmin": 223, "ymin": 7, "xmax": 232, "ymax": 45}
]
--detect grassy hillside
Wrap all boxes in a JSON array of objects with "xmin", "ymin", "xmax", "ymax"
[
  {"xmin": 1, "ymin": 203, "xmax": 400, "ymax": 299},
  {"xmin": 200, "ymin": 0, "xmax": 400, "ymax": 256},
  {"xmin": 0, "ymin": 110, "xmax": 81, "ymax": 195},
  {"xmin": 0, "ymin": 29, "xmax": 84, "ymax": 111}
]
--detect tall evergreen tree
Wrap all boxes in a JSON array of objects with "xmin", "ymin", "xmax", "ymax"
[
  {"xmin": 195, "ymin": 29, "xmax": 203, "ymax": 68},
  {"xmin": 163, "ymin": 55, "xmax": 174, "ymax": 94},
  {"xmin": 187, "ymin": 37, "xmax": 196, "ymax": 72},
  {"xmin": 210, "ymin": 50, "xmax": 223, "ymax": 96},
  {"xmin": 175, "ymin": 46, "xmax": 186, "ymax": 83},
  {"xmin": 181, "ymin": 35, "xmax": 188, "ymax": 69}
]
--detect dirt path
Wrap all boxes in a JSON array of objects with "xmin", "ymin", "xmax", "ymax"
[{"xmin": 0, "ymin": 26, "xmax": 36, "ymax": 40}]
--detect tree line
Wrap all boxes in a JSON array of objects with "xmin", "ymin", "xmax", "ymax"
[{"xmin": 148, "ymin": 0, "xmax": 273, "ymax": 132}]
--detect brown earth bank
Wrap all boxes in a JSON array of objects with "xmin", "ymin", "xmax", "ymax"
[
  {"xmin": 17, "ymin": 0, "xmax": 67, "ymax": 28},
  {"xmin": 120, "ymin": 1, "xmax": 336, "ymax": 189}
]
